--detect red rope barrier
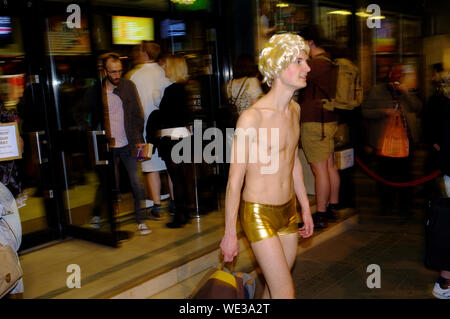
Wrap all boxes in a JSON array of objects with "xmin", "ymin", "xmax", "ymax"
[{"xmin": 354, "ymin": 156, "xmax": 441, "ymax": 187}]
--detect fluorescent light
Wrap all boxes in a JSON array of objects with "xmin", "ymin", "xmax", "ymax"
[
  {"xmin": 355, "ymin": 12, "xmax": 370, "ymax": 18},
  {"xmin": 371, "ymin": 16, "xmax": 386, "ymax": 20},
  {"xmin": 327, "ymin": 10, "xmax": 352, "ymax": 15},
  {"xmin": 276, "ymin": 3, "xmax": 289, "ymax": 8}
]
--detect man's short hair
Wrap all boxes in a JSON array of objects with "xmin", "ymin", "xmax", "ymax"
[
  {"xmin": 258, "ymin": 33, "xmax": 309, "ymax": 86},
  {"xmin": 142, "ymin": 41, "xmax": 161, "ymax": 61},
  {"xmin": 299, "ymin": 24, "xmax": 327, "ymax": 47},
  {"xmin": 99, "ymin": 52, "xmax": 121, "ymax": 70}
]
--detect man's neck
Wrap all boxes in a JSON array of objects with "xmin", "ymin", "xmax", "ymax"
[
  {"xmin": 265, "ymin": 81, "xmax": 295, "ymax": 112},
  {"xmin": 105, "ymin": 79, "xmax": 117, "ymax": 91}
]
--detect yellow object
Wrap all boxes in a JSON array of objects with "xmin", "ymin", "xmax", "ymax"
[
  {"xmin": 210, "ymin": 270, "xmax": 236, "ymax": 288},
  {"xmin": 112, "ymin": 16, "xmax": 154, "ymax": 45},
  {"xmin": 240, "ymin": 197, "xmax": 298, "ymax": 243}
]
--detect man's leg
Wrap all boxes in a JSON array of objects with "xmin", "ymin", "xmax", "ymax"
[
  {"xmin": 310, "ymin": 161, "xmax": 330, "ymax": 212},
  {"xmin": 327, "ymin": 153, "xmax": 340, "ymax": 205},
  {"xmin": 250, "ymin": 233, "xmax": 297, "ymax": 299},
  {"xmin": 119, "ymin": 147, "xmax": 147, "ymax": 224}
]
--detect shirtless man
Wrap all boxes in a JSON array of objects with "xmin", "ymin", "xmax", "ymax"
[{"xmin": 220, "ymin": 33, "xmax": 314, "ymax": 299}]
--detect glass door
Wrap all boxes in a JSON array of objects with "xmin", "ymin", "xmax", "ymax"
[
  {"xmin": 42, "ymin": 3, "xmax": 120, "ymax": 247},
  {"xmin": 0, "ymin": 3, "xmax": 65, "ymax": 250}
]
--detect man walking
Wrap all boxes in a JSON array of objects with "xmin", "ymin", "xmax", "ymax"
[
  {"xmin": 220, "ymin": 33, "xmax": 314, "ymax": 298},
  {"xmin": 99, "ymin": 53, "xmax": 151, "ymax": 235}
]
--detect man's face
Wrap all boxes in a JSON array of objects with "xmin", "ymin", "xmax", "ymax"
[
  {"xmin": 279, "ymin": 50, "xmax": 310, "ymax": 90},
  {"xmin": 105, "ymin": 59, "xmax": 123, "ymax": 86}
]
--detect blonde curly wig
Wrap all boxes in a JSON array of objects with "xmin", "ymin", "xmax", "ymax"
[{"xmin": 258, "ymin": 33, "xmax": 309, "ymax": 86}]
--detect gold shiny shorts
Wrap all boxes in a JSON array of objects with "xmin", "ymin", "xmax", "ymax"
[{"xmin": 240, "ymin": 198, "xmax": 299, "ymax": 243}]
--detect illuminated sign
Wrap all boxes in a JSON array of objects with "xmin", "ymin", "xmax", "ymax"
[{"xmin": 112, "ymin": 16, "xmax": 154, "ymax": 45}]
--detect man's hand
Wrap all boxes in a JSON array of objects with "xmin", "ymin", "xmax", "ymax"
[
  {"xmin": 220, "ymin": 233, "xmax": 239, "ymax": 263},
  {"xmin": 433, "ymin": 143, "xmax": 441, "ymax": 151},
  {"xmin": 298, "ymin": 211, "xmax": 314, "ymax": 238}
]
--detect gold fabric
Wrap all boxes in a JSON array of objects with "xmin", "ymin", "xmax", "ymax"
[{"xmin": 240, "ymin": 197, "xmax": 298, "ymax": 243}]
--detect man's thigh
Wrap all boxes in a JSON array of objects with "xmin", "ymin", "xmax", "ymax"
[{"xmin": 250, "ymin": 235, "xmax": 295, "ymax": 298}]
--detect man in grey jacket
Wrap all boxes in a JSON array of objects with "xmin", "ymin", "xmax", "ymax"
[
  {"xmin": 362, "ymin": 65, "xmax": 423, "ymax": 215},
  {"xmin": 94, "ymin": 53, "xmax": 150, "ymax": 235}
]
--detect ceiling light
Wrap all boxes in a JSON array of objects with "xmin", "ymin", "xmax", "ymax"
[
  {"xmin": 355, "ymin": 12, "xmax": 370, "ymax": 18},
  {"xmin": 276, "ymin": 3, "xmax": 289, "ymax": 8},
  {"xmin": 327, "ymin": 10, "xmax": 352, "ymax": 15}
]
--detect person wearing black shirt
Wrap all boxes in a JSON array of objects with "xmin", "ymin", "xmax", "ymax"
[{"xmin": 147, "ymin": 55, "xmax": 192, "ymax": 228}]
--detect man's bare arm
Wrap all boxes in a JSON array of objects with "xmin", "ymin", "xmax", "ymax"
[
  {"xmin": 292, "ymin": 153, "xmax": 314, "ymax": 238},
  {"xmin": 220, "ymin": 110, "xmax": 258, "ymax": 262}
]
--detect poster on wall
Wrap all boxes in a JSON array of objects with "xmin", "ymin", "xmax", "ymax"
[
  {"xmin": 0, "ymin": 122, "xmax": 22, "ymax": 161},
  {"xmin": 46, "ymin": 15, "xmax": 91, "ymax": 55}
]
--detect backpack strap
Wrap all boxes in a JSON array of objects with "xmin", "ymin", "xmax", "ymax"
[{"xmin": 231, "ymin": 77, "xmax": 249, "ymax": 105}]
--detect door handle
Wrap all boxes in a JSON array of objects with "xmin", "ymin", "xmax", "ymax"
[
  {"xmin": 90, "ymin": 130, "xmax": 108, "ymax": 165},
  {"xmin": 30, "ymin": 131, "xmax": 48, "ymax": 165}
]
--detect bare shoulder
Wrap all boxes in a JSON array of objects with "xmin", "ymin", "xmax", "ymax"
[{"xmin": 237, "ymin": 105, "xmax": 261, "ymax": 130}]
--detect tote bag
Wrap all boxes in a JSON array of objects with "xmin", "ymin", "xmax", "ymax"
[{"xmin": 378, "ymin": 108, "xmax": 409, "ymax": 158}]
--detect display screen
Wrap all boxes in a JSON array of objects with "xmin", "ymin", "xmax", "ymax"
[
  {"xmin": 0, "ymin": 16, "xmax": 12, "ymax": 42},
  {"xmin": 112, "ymin": 16, "xmax": 154, "ymax": 45},
  {"xmin": 161, "ymin": 19, "xmax": 186, "ymax": 39}
]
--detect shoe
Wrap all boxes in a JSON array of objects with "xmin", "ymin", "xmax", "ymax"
[
  {"xmin": 166, "ymin": 221, "xmax": 184, "ymax": 229},
  {"xmin": 324, "ymin": 206, "xmax": 338, "ymax": 222},
  {"xmin": 150, "ymin": 205, "xmax": 164, "ymax": 220},
  {"xmin": 90, "ymin": 216, "xmax": 101, "ymax": 229},
  {"xmin": 313, "ymin": 213, "xmax": 328, "ymax": 229},
  {"xmin": 138, "ymin": 223, "xmax": 152, "ymax": 235},
  {"xmin": 432, "ymin": 282, "xmax": 450, "ymax": 299}
]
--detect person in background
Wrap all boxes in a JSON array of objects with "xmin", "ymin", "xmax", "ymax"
[
  {"xmin": 298, "ymin": 25, "xmax": 340, "ymax": 229},
  {"xmin": 423, "ymin": 70, "xmax": 450, "ymax": 299},
  {"xmin": 96, "ymin": 53, "xmax": 151, "ymax": 235},
  {"xmin": 153, "ymin": 55, "xmax": 193, "ymax": 229},
  {"xmin": 362, "ymin": 64, "xmax": 423, "ymax": 216},
  {"xmin": 226, "ymin": 55, "xmax": 263, "ymax": 116},
  {"xmin": 0, "ymin": 182, "xmax": 23, "ymax": 298},
  {"xmin": 224, "ymin": 55, "xmax": 263, "ymax": 165},
  {"xmin": 0, "ymin": 99, "xmax": 24, "ymax": 298},
  {"xmin": 126, "ymin": 42, "xmax": 174, "ymax": 219}
]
